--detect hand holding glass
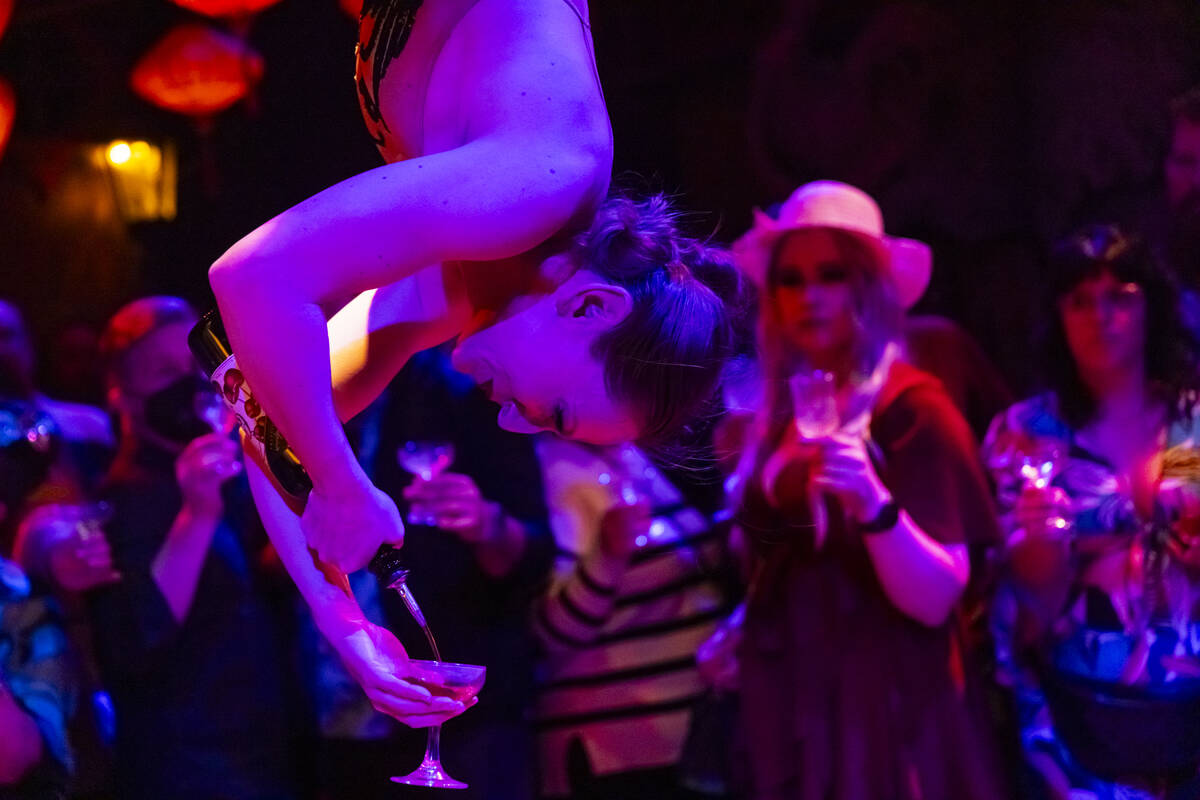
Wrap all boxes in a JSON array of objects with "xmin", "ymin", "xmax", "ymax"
[{"xmin": 398, "ymin": 441, "xmax": 456, "ymax": 525}]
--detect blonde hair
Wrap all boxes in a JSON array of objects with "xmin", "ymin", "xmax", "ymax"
[{"xmin": 731, "ymin": 228, "xmax": 903, "ymax": 509}]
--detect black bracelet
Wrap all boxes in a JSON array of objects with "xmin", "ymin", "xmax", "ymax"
[{"xmin": 857, "ymin": 499, "xmax": 900, "ymax": 534}]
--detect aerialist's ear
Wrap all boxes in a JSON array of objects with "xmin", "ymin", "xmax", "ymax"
[{"xmin": 556, "ymin": 283, "xmax": 633, "ymax": 328}]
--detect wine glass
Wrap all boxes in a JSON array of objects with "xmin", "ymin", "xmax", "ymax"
[
  {"xmin": 788, "ymin": 370, "xmax": 838, "ymax": 439},
  {"xmin": 1017, "ymin": 443, "xmax": 1069, "ymax": 533},
  {"xmin": 392, "ymin": 660, "xmax": 487, "ymax": 790},
  {"xmin": 73, "ymin": 500, "xmax": 113, "ymax": 545},
  {"xmin": 195, "ymin": 384, "xmax": 236, "ymax": 436},
  {"xmin": 1018, "ymin": 444, "xmax": 1061, "ymax": 490},
  {"xmin": 788, "ymin": 370, "xmax": 837, "ymax": 547},
  {"xmin": 398, "ymin": 441, "xmax": 456, "ymax": 525},
  {"xmin": 194, "ymin": 385, "xmax": 242, "ymax": 479}
]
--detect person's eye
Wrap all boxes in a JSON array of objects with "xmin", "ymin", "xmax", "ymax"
[
  {"xmin": 818, "ymin": 265, "xmax": 848, "ymax": 284},
  {"xmin": 774, "ymin": 270, "xmax": 803, "ymax": 288}
]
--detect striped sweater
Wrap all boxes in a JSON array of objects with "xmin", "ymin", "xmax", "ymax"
[{"xmin": 532, "ymin": 437, "xmax": 730, "ymax": 797}]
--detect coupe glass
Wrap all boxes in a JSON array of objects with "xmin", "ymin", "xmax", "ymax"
[
  {"xmin": 398, "ymin": 441, "xmax": 456, "ymax": 525},
  {"xmin": 392, "ymin": 660, "xmax": 487, "ymax": 790}
]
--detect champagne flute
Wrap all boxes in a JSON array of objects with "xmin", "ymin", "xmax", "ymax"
[
  {"xmin": 391, "ymin": 660, "xmax": 487, "ymax": 790},
  {"xmin": 788, "ymin": 370, "xmax": 838, "ymax": 438},
  {"xmin": 194, "ymin": 384, "xmax": 242, "ymax": 479},
  {"xmin": 788, "ymin": 370, "xmax": 837, "ymax": 548},
  {"xmin": 398, "ymin": 441, "xmax": 456, "ymax": 525},
  {"xmin": 73, "ymin": 500, "xmax": 113, "ymax": 545},
  {"xmin": 1018, "ymin": 443, "xmax": 1068, "ymax": 533},
  {"xmin": 195, "ymin": 383, "xmax": 236, "ymax": 436}
]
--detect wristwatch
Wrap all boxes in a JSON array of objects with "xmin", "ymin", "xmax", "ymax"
[{"xmin": 857, "ymin": 498, "xmax": 899, "ymax": 534}]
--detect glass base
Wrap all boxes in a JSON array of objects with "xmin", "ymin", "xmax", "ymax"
[{"xmin": 391, "ymin": 760, "xmax": 468, "ymax": 790}]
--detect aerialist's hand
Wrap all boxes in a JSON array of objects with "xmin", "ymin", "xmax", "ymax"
[
  {"xmin": 302, "ymin": 473, "xmax": 405, "ymax": 572},
  {"xmin": 331, "ymin": 619, "xmax": 472, "ymax": 727}
]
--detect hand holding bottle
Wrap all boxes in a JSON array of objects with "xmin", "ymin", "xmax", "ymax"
[{"xmin": 302, "ymin": 471, "xmax": 405, "ymax": 572}]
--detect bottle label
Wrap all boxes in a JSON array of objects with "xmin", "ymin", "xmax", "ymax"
[
  {"xmin": 211, "ymin": 353, "xmax": 263, "ymax": 443},
  {"xmin": 210, "ymin": 353, "xmax": 307, "ymax": 496}
]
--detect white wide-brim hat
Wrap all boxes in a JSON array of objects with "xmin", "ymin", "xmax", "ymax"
[{"xmin": 732, "ymin": 180, "xmax": 932, "ymax": 309}]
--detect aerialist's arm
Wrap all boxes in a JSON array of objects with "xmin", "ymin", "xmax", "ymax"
[
  {"xmin": 243, "ymin": 449, "xmax": 467, "ymax": 726},
  {"xmin": 209, "ymin": 0, "xmax": 611, "ymax": 572}
]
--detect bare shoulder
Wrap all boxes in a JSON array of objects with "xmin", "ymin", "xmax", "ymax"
[{"xmin": 449, "ymin": 0, "xmax": 610, "ymax": 150}]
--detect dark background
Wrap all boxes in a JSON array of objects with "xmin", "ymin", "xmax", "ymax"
[{"xmin": 2, "ymin": 0, "xmax": 1200, "ymax": 396}]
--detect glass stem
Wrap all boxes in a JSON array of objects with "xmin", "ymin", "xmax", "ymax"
[{"xmin": 424, "ymin": 725, "xmax": 443, "ymax": 766}]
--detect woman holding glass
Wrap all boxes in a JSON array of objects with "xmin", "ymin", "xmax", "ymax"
[
  {"xmin": 982, "ymin": 225, "xmax": 1200, "ymax": 800},
  {"xmin": 721, "ymin": 181, "xmax": 1006, "ymax": 800}
]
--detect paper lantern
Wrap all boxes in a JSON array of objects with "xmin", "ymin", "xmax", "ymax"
[
  {"xmin": 338, "ymin": 0, "xmax": 362, "ymax": 19},
  {"xmin": 167, "ymin": 0, "xmax": 282, "ymax": 18},
  {"xmin": 0, "ymin": 77, "xmax": 14, "ymax": 163},
  {"xmin": 0, "ymin": 0, "xmax": 13, "ymax": 44},
  {"xmin": 131, "ymin": 23, "xmax": 264, "ymax": 117}
]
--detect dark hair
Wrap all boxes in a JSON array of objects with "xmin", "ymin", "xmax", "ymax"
[
  {"xmin": 570, "ymin": 193, "xmax": 752, "ymax": 449},
  {"xmin": 1171, "ymin": 85, "xmax": 1200, "ymax": 126},
  {"xmin": 100, "ymin": 296, "xmax": 197, "ymax": 383},
  {"xmin": 1039, "ymin": 224, "xmax": 1200, "ymax": 426}
]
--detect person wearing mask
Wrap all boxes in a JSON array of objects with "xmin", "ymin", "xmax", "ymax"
[{"xmin": 87, "ymin": 296, "xmax": 301, "ymax": 800}]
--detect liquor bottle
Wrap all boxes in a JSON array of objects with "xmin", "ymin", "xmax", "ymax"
[{"xmin": 188, "ymin": 308, "xmax": 401, "ymax": 580}]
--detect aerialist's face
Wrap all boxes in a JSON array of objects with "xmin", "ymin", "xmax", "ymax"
[{"xmin": 452, "ymin": 264, "xmax": 641, "ymax": 445}]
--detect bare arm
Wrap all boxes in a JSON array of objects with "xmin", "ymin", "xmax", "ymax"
[
  {"xmin": 210, "ymin": 0, "xmax": 609, "ymax": 502},
  {"xmin": 150, "ymin": 506, "xmax": 223, "ymax": 623},
  {"xmin": 243, "ymin": 451, "xmax": 467, "ymax": 726},
  {"xmin": 328, "ymin": 274, "xmax": 472, "ymax": 424},
  {"xmin": 862, "ymin": 516, "xmax": 969, "ymax": 627},
  {"xmin": 151, "ymin": 434, "xmax": 242, "ymax": 622}
]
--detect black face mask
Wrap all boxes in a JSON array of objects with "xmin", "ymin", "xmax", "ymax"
[{"xmin": 143, "ymin": 374, "xmax": 217, "ymax": 445}]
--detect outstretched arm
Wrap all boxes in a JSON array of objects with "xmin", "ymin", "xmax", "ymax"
[{"xmin": 243, "ymin": 451, "xmax": 466, "ymax": 726}]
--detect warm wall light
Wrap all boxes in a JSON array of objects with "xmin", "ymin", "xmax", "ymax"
[
  {"xmin": 107, "ymin": 141, "xmax": 132, "ymax": 165},
  {"xmin": 96, "ymin": 139, "xmax": 178, "ymax": 222}
]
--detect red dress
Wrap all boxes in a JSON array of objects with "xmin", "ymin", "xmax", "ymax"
[{"xmin": 736, "ymin": 361, "xmax": 1008, "ymax": 800}]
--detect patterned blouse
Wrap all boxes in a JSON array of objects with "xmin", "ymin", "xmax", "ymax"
[
  {"xmin": 983, "ymin": 393, "xmax": 1200, "ymax": 798},
  {"xmin": 0, "ymin": 557, "xmax": 75, "ymax": 799}
]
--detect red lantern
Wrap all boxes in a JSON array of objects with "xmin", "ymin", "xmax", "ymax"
[
  {"xmin": 131, "ymin": 23, "xmax": 264, "ymax": 117},
  {"xmin": 0, "ymin": 0, "xmax": 13, "ymax": 44},
  {"xmin": 338, "ymin": 0, "xmax": 362, "ymax": 19},
  {"xmin": 0, "ymin": 76, "xmax": 14, "ymax": 163},
  {"xmin": 167, "ymin": 0, "xmax": 282, "ymax": 19}
]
